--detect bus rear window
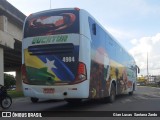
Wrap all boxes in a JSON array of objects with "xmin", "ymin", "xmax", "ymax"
[{"xmin": 24, "ymin": 10, "xmax": 79, "ymax": 38}]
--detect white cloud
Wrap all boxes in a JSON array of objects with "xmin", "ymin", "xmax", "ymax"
[
  {"xmin": 129, "ymin": 33, "xmax": 160, "ymax": 75},
  {"xmin": 106, "ymin": 26, "xmax": 135, "ymax": 41},
  {"xmin": 131, "ymin": 39, "xmax": 138, "ymax": 45}
]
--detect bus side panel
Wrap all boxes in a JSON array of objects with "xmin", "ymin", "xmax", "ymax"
[
  {"xmin": 78, "ymin": 35, "xmax": 91, "ymax": 98},
  {"xmin": 88, "ymin": 17, "xmax": 137, "ymax": 99},
  {"xmin": 88, "ymin": 17, "xmax": 109, "ymax": 99},
  {"xmin": 105, "ymin": 33, "xmax": 137, "ymax": 95}
]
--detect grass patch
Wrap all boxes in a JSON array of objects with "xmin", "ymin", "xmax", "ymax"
[
  {"xmin": 7, "ymin": 90, "xmax": 24, "ymax": 98},
  {"xmin": 147, "ymin": 84, "xmax": 158, "ymax": 87}
]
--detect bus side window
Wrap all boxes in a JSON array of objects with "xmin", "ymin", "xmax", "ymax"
[{"xmin": 92, "ymin": 23, "xmax": 96, "ymax": 35}]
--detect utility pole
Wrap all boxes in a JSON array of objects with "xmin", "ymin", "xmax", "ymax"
[
  {"xmin": 50, "ymin": 0, "xmax": 52, "ymax": 9},
  {"xmin": 147, "ymin": 52, "xmax": 149, "ymax": 83}
]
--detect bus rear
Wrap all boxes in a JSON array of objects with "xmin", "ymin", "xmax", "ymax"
[{"xmin": 22, "ymin": 8, "xmax": 89, "ymax": 101}]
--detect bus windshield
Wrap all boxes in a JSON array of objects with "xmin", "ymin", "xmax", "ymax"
[{"xmin": 24, "ymin": 10, "xmax": 79, "ymax": 38}]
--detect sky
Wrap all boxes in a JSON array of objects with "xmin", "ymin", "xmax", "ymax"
[{"xmin": 6, "ymin": 0, "xmax": 160, "ymax": 76}]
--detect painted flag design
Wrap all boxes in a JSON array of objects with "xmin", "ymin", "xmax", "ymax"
[
  {"xmin": 24, "ymin": 48, "xmax": 77, "ymax": 85},
  {"xmin": 38, "ymin": 55, "xmax": 75, "ymax": 82}
]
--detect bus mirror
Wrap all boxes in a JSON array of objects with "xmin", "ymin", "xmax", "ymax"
[
  {"xmin": 136, "ymin": 65, "xmax": 140, "ymax": 74},
  {"xmin": 138, "ymin": 67, "xmax": 140, "ymax": 74},
  {"xmin": 92, "ymin": 23, "xmax": 96, "ymax": 35}
]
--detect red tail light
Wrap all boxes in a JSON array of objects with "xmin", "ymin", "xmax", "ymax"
[
  {"xmin": 78, "ymin": 62, "xmax": 86, "ymax": 75},
  {"xmin": 21, "ymin": 64, "xmax": 29, "ymax": 84},
  {"xmin": 71, "ymin": 62, "xmax": 87, "ymax": 84}
]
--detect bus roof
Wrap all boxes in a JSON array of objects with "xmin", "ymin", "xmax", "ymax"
[
  {"xmin": 28, "ymin": 8, "xmax": 79, "ymax": 17},
  {"xmin": 26, "ymin": 8, "xmax": 135, "ymax": 62}
]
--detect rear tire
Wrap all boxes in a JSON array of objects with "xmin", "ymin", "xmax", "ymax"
[
  {"xmin": 129, "ymin": 84, "xmax": 134, "ymax": 95},
  {"xmin": 31, "ymin": 97, "xmax": 39, "ymax": 103},
  {"xmin": 108, "ymin": 83, "xmax": 116, "ymax": 103},
  {"xmin": 1, "ymin": 95, "xmax": 12, "ymax": 109},
  {"xmin": 129, "ymin": 91, "xmax": 133, "ymax": 95}
]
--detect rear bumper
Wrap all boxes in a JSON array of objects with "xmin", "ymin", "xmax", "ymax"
[{"xmin": 22, "ymin": 80, "xmax": 89, "ymax": 100}]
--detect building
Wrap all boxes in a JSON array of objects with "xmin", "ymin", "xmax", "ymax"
[{"xmin": 0, "ymin": 0, "xmax": 26, "ymax": 91}]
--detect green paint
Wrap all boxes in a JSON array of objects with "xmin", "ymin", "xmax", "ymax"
[
  {"xmin": 32, "ymin": 35, "xmax": 68, "ymax": 44},
  {"xmin": 127, "ymin": 69, "xmax": 134, "ymax": 77},
  {"xmin": 26, "ymin": 66, "xmax": 56, "ymax": 85}
]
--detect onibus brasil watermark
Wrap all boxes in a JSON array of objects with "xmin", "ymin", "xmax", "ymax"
[{"xmin": 2, "ymin": 112, "xmax": 42, "ymax": 118}]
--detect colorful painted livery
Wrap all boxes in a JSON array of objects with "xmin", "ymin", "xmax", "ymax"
[{"xmin": 22, "ymin": 8, "xmax": 140, "ymax": 103}]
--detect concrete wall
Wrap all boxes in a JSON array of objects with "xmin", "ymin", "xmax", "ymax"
[
  {"xmin": 0, "ymin": 0, "xmax": 26, "ymax": 90},
  {"xmin": 0, "ymin": 15, "xmax": 22, "ymax": 88},
  {"xmin": 0, "ymin": 15, "xmax": 23, "ymax": 41},
  {"xmin": 7, "ymin": 19, "xmax": 23, "ymax": 41},
  {"xmin": 0, "ymin": 16, "xmax": 15, "ymax": 49},
  {"xmin": 0, "ymin": 47, "xmax": 4, "ymax": 85},
  {"xmin": 0, "ymin": 30, "xmax": 15, "ymax": 49}
]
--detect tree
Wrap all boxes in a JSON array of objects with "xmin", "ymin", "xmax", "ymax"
[
  {"xmin": 4, "ymin": 73, "xmax": 16, "ymax": 89},
  {"xmin": 137, "ymin": 75, "xmax": 147, "ymax": 85},
  {"xmin": 155, "ymin": 75, "xmax": 160, "ymax": 86},
  {"xmin": 155, "ymin": 75, "xmax": 160, "ymax": 82}
]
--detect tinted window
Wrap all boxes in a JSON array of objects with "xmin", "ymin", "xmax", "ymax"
[{"xmin": 24, "ymin": 10, "xmax": 79, "ymax": 38}]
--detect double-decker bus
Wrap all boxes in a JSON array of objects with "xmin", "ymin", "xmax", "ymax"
[{"xmin": 22, "ymin": 8, "xmax": 140, "ymax": 103}]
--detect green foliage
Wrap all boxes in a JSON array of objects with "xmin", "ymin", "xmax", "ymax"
[
  {"xmin": 7, "ymin": 90, "xmax": 24, "ymax": 98},
  {"xmin": 137, "ymin": 76, "xmax": 147, "ymax": 83},
  {"xmin": 155, "ymin": 75, "xmax": 160, "ymax": 82},
  {"xmin": 4, "ymin": 73, "xmax": 16, "ymax": 89}
]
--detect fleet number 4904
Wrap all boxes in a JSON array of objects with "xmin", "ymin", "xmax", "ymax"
[{"xmin": 62, "ymin": 57, "xmax": 75, "ymax": 62}]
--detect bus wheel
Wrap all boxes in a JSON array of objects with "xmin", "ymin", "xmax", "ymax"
[
  {"xmin": 31, "ymin": 97, "xmax": 39, "ymax": 103},
  {"xmin": 65, "ymin": 99, "xmax": 82, "ymax": 104},
  {"xmin": 129, "ymin": 91, "xmax": 133, "ymax": 95},
  {"xmin": 108, "ymin": 83, "xmax": 116, "ymax": 103},
  {"xmin": 129, "ymin": 84, "xmax": 134, "ymax": 95}
]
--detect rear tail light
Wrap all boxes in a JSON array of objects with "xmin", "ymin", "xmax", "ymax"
[
  {"xmin": 71, "ymin": 62, "xmax": 87, "ymax": 84},
  {"xmin": 21, "ymin": 64, "xmax": 29, "ymax": 84}
]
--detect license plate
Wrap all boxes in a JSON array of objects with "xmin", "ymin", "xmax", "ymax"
[{"xmin": 43, "ymin": 88, "xmax": 54, "ymax": 94}]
